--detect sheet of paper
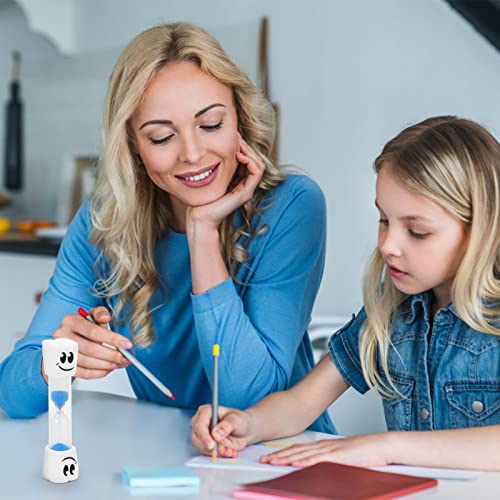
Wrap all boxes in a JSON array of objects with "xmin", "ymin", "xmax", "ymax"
[
  {"xmin": 186, "ymin": 442, "xmax": 299, "ymax": 472},
  {"xmin": 187, "ymin": 432, "xmax": 480, "ymax": 481},
  {"xmin": 376, "ymin": 464, "xmax": 480, "ymax": 481}
]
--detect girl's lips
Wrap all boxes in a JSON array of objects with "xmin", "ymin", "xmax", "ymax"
[
  {"xmin": 176, "ymin": 164, "xmax": 219, "ymax": 188},
  {"xmin": 388, "ymin": 265, "xmax": 408, "ymax": 279}
]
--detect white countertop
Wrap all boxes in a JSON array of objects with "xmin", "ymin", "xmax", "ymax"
[{"xmin": 0, "ymin": 391, "xmax": 499, "ymax": 499}]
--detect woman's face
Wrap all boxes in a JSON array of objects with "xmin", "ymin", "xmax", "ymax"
[{"xmin": 131, "ymin": 61, "xmax": 239, "ymax": 226}]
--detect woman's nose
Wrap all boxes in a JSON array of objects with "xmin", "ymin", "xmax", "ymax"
[{"xmin": 178, "ymin": 132, "xmax": 204, "ymax": 164}]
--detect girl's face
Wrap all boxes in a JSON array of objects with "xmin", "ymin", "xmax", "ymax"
[
  {"xmin": 376, "ymin": 165, "xmax": 469, "ymax": 310},
  {"xmin": 131, "ymin": 61, "xmax": 239, "ymax": 228}
]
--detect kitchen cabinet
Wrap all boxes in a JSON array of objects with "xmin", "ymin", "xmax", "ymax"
[{"xmin": 0, "ymin": 252, "xmax": 55, "ymax": 361}]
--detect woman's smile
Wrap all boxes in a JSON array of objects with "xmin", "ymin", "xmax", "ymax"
[{"xmin": 175, "ymin": 163, "xmax": 220, "ymax": 188}]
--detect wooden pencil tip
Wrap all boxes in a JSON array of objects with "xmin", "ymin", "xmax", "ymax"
[{"xmin": 211, "ymin": 451, "xmax": 217, "ymax": 462}]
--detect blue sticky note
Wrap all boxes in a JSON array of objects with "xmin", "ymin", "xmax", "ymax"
[{"xmin": 122, "ymin": 467, "xmax": 200, "ymax": 489}]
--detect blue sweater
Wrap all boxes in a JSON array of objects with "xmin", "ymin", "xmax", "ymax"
[{"xmin": 0, "ymin": 174, "xmax": 334, "ymax": 433}]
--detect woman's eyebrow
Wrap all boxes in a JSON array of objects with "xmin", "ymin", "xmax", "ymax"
[
  {"xmin": 194, "ymin": 103, "xmax": 226, "ymax": 118},
  {"xmin": 139, "ymin": 119, "xmax": 173, "ymax": 130},
  {"xmin": 139, "ymin": 103, "xmax": 226, "ymax": 130}
]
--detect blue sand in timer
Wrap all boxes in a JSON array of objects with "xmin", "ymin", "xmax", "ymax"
[{"xmin": 50, "ymin": 390, "xmax": 71, "ymax": 451}]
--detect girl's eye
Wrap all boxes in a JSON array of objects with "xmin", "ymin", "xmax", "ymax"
[
  {"xmin": 378, "ymin": 218, "xmax": 389, "ymax": 226},
  {"xmin": 409, "ymin": 229, "xmax": 428, "ymax": 239},
  {"xmin": 149, "ymin": 134, "xmax": 174, "ymax": 145},
  {"xmin": 200, "ymin": 121, "xmax": 223, "ymax": 131}
]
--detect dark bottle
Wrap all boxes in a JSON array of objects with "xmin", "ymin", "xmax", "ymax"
[{"xmin": 4, "ymin": 51, "xmax": 23, "ymax": 191}]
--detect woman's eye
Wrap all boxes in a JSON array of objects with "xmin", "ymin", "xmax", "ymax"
[
  {"xmin": 378, "ymin": 218, "xmax": 389, "ymax": 226},
  {"xmin": 409, "ymin": 229, "xmax": 428, "ymax": 239},
  {"xmin": 149, "ymin": 134, "xmax": 174, "ymax": 145},
  {"xmin": 200, "ymin": 121, "xmax": 223, "ymax": 131}
]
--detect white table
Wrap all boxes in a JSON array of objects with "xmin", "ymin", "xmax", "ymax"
[{"xmin": 0, "ymin": 391, "xmax": 499, "ymax": 499}]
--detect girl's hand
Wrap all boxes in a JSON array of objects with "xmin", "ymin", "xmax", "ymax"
[
  {"xmin": 186, "ymin": 134, "xmax": 265, "ymax": 232},
  {"xmin": 191, "ymin": 404, "xmax": 255, "ymax": 458},
  {"xmin": 260, "ymin": 434, "xmax": 391, "ymax": 468},
  {"xmin": 42, "ymin": 306, "xmax": 132, "ymax": 382}
]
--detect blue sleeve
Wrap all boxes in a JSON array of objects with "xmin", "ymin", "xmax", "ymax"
[
  {"xmin": 0, "ymin": 200, "xmax": 104, "ymax": 418},
  {"xmin": 328, "ymin": 308, "xmax": 370, "ymax": 394},
  {"xmin": 191, "ymin": 176, "xmax": 327, "ymax": 408}
]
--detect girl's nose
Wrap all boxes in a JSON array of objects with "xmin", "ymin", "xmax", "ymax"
[{"xmin": 379, "ymin": 230, "xmax": 403, "ymax": 258}]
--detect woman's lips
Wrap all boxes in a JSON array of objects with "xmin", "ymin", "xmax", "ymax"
[
  {"xmin": 175, "ymin": 163, "xmax": 219, "ymax": 188},
  {"xmin": 388, "ymin": 264, "xmax": 408, "ymax": 279}
]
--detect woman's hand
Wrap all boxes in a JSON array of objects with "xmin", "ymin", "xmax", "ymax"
[
  {"xmin": 260, "ymin": 434, "xmax": 392, "ymax": 468},
  {"xmin": 42, "ymin": 306, "xmax": 132, "ymax": 383},
  {"xmin": 186, "ymin": 134, "xmax": 266, "ymax": 232},
  {"xmin": 191, "ymin": 404, "xmax": 256, "ymax": 458}
]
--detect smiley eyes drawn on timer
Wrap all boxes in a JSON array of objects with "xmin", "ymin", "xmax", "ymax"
[
  {"xmin": 62, "ymin": 457, "xmax": 77, "ymax": 477},
  {"xmin": 56, "ymin": 351, "xmax": 76, "ymax": 372}
]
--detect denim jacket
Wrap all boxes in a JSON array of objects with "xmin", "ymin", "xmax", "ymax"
[{"xmin": 328, "ymin": 292, "xmax": 500, "ymax": 431}]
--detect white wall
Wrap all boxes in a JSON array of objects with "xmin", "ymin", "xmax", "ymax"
[
  {"xmin": 1, "ymin": 0, "xmax": 499, "ymax": 320},
  {"xmin": 0, "ymin": 1, "xmax": 114, "ymax": 221}
]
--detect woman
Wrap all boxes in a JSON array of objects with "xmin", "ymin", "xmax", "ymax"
[{"xmin": 0, "ymin": 23, "xmax": 333, "ymax": 433}]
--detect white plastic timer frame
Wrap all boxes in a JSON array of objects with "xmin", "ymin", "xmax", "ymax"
[{"xmin": 42, "ymin": 338, "xmax": 79, "ymax": 483}]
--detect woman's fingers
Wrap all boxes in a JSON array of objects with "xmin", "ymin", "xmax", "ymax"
[
  {"xmin": 77, "ymin": 338, "xmax": 125, "ymax": 365},
  {"xmin": 54, "ymin": 326, "xmax": 126, "ymax": 366},
  {"xmin": 238, "ymin": 134, "xmax": 265, "ymax": 167},
  {"xmin": 52, "ymin": 312, "xmax": 132, "ymax": 381},
  {"xmin": 75, "ymin": 366, "xmax": 113, "ymax": 380},
  {"xmin": 63, "ymin": 314, "xmax": 132, "ymax": 349},
  {"xmin": 77, "ymin": 352, "xmax": 125, "ymax": 371},
  {"xmin": 89, "ymin": 306, "xmax": 112, "ymax": 325},
  {"xmin": 236, "ymin": 137, "xmax": 266, "ymax": 184},
  {"xmin": 235, "ymin": 136, "xmax": 265, "ymax": 195}
]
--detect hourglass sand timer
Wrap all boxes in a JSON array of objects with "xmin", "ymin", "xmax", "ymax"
[{"xmin": 42, "ymin": 338, "xmax": 78, "ymax": 483}]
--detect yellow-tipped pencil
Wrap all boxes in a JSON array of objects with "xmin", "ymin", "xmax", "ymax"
[{"xmin": 211, "ymin": 343, "xmax": 220, "ymax": 462}]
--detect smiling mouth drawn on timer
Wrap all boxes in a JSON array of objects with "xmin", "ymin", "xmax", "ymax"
[
  {"xmin": 56, "ymin": 351, "xmax": 75, "ymax": 371},
  {"xmin": 56, "ymin": 365, "xmax": 74, "ymax": 371}
]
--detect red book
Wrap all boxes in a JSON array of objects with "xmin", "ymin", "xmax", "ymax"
[{"xmin": 232, "ymin": 462, "xmax": 438, "ymax": 500}]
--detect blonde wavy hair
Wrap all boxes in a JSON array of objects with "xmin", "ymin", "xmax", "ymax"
[
  {"xmin": 360, "ymin": 116, "xmax": 500, "ymax": 397},
  {"xmin": 89, "ymin": 23, "xmax": 285, "ymax": 347}
]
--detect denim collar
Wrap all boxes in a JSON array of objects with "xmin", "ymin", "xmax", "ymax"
[{"xmin": 401, "ymin": 291, "xmax": 459, "ymax": 325}]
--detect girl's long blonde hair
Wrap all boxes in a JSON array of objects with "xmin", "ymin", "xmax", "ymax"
[
  {"xmin": 360, "ymin": 116, "xmax": 500, "ymax": 397},
  {"xmin": 89, "ymin": 23, "xmax": 285, "ymax": 347}
]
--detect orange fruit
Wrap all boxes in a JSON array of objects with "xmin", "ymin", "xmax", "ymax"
[{"xmin": 0, "ymin": 217, "xmax": 11, "ymax": 233}]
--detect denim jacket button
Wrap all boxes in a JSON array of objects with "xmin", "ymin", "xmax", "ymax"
[
  {"xmin": 472, "ymin": 401, "xmax": 484, "ymax": 414},
  {"xmin": 420, "ymin": 407, "xmax": 430, "ymax": 420}
]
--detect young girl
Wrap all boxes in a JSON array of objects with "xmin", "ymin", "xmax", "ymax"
[{"xmin": 192, "ymin": 116, "xmax": 500, "ymax": 471}]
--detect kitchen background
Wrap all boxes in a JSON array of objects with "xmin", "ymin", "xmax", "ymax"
[{"xmin": 0, "ymin": 0, "xmax": 499, "ymax": 435}]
